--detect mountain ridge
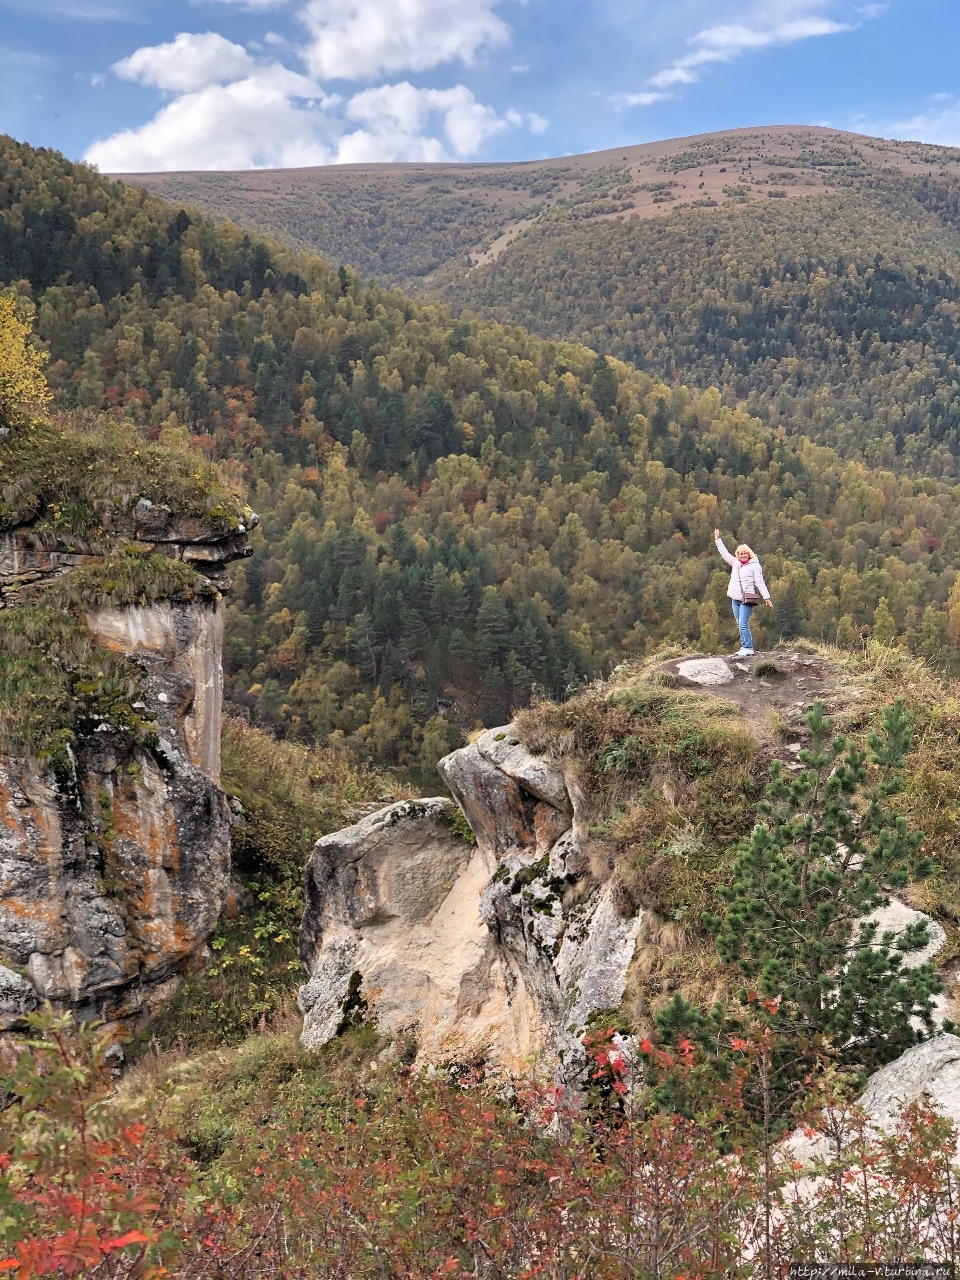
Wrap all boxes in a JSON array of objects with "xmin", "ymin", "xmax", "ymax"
[{"xmin": 124, "ymin": 125, "xmax": 960, "ymax": 291}]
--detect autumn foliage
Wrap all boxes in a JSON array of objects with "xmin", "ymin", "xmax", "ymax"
[
  {"xmin": 0, "ymin": 294, "xmax": 50, "ymax": 433},
  {"xmin": 2, "ymin": 1009, "xmax": 960, "ymax": 1278}
]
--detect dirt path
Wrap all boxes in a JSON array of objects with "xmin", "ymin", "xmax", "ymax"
[
  {"xmin": 659, "ymin": 647, "xmax": 956, "ymax": 1018},
  {"xmin": 658, "ymin": 647, "xmax": 869, "ymax": 767}
]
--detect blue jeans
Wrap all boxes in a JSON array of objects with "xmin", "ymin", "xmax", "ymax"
[{"xmin": 731, "ymin": 600, "xmax": 755, "ymax": 651}]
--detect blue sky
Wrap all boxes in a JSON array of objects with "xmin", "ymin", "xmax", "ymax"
[{"xmin": 1, "ymin": 0, "xmax": 959, "ymax": 171}]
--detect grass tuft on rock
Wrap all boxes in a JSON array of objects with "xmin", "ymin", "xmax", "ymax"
[
  {"xmin": 0, "ymin": 604, "xmax": 156, "ymax": 765},
  {"xmin": 0, "ymin": 411, "xmax": 246, "ymax": 535},
  {"xmin": 39, "ymin": 549, "xmax": 217, "ymax": 610}
]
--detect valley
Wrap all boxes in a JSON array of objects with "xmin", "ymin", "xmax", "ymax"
[{"xmin": 4, "ymin": 124, "xmax": 960, "ymax": 1272}]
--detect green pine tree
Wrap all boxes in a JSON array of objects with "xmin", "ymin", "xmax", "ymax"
[
  {"xmin": 711, "ymin": 698, "xmax": 941, "ymax": 1071},
  {"xmin": 872, "ymin": 596, "xmax": 897, "ymax": 645},
  {"xmin": 589, "ymin": 353, "xmax": 618, "ymax": 416},
  {"xmin": 773, "ymin": 582, "xmax": 802, "ymax": 641}
]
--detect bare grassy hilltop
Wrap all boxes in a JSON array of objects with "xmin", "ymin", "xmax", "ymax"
[{"xmin": 125, "ymin": 125, "xmax": 960, "ymax": 290}]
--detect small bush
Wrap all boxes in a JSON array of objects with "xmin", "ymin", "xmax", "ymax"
[
  {"xmin": 753, "ymin": 660, "xmax": 780, "ymax": 679},
  {"xmin": 767, "ymin": 706, "xmax": 790, "ymax": 741},
  {"xmin": 447, "ymin": 805, "xmax": 477, "ymax": 844}
]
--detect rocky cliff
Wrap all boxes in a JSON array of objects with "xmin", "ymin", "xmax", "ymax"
[
  {"xmin": 298, "ymin": 726, "xmax": 642, "ymax": 1080},
  {"xmin": 0, "ymin": 497, "xmax": 251, "ymax": 607},
  {"xmin": 298, "ymin": 653, "xmax": 954, "ymax": 1088},
  {"xmin": 0, "ymin": 502, "xmax": 254, "ymax": 1037}
]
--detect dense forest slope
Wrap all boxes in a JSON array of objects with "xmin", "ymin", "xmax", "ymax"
[
  {"xmin": 5, "ymin": 135, "xmax": 960, "ymax": 776},
  {"xmin": 133, "ymin": 126, "xmax": 960, "ymax": 478}
]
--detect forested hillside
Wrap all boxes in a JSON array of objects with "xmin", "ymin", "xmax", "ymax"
[
  {"xmin": 135, "ymin": 127, "xmax": 960, "ymax": 480},
  {"xmin": 450, "ymin": 176, "xmax": 960, "ymax": 477},
  {"xmin": 5, "ymin": 135, "xmax": 960, "ymax": 775}
]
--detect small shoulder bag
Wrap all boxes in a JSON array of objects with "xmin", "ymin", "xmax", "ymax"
[{"xmin": 737, "ymin": 563, "xmax": 760, "ymax": 605}]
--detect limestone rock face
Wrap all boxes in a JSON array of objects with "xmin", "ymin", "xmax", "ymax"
[
  {"xmin": 0, "ymin": 500, "xmax": 256, "ymax": 607},
  {"xmin": 784, "ymin": 1034, "xmax": 960, "ymax": 1166},
  {"xmin": 0, "ymin": 505, "xmax": 253, "ymax": 1036},
  {"xmin": 0, "ymin": 596, "xmax": 233, "ymax": 1034},
  {"xmin": 298, "ymin": 727, "xmax": 641, "ymax": 1079}
]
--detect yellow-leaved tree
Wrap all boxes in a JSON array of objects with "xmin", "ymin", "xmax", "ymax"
[{"xmin": 0, "ymin": 294, "xmax": 50, "ymax": 433}]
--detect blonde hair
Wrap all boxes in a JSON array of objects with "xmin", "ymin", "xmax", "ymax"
[{"xmin": 735, "ymin": 544, "xmax": 757, "ymax": 560}]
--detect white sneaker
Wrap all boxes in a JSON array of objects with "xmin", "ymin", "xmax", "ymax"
[{"xmin": 735, "ymin": 647, "xmax": 754, "ymax": 657}]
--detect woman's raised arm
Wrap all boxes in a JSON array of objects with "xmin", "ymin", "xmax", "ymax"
[{"xmin": 713, "ymin": 529, "xmax": 736, "ymax": 566}]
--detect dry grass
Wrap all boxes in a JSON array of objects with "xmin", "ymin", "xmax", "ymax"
[
  {"xmin": 518, "ymin": 642, "xmax": 960, "ymax": 1031},
  {"xmin": 766, "ymin": 706, "xmax": 790, "ymax": 742},
  {"xmin": 515, "ymin": 664, "xmax": 760, "ymax": 1024},
  {"xmin": 625, "ymin": 910, "xmax": 735, "ymax": 1032}
]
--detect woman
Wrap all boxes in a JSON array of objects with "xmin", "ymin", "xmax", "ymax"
[{"xmin": 713, "ymin": 528, "xmax": 773, "ymax": 657}]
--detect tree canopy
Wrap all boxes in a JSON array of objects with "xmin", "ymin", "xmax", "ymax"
[{"xmin": 4, "ymin": 135, "xmax": 960, "ymax": 772}]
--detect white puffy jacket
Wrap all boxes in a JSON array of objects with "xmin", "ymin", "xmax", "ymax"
[{"xmin": 715, "ymin": 536, "xmax": 771, "ymax": 602}]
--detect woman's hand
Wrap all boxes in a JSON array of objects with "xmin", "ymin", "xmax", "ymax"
[
  {"xmin": 713, "ymin": 528, "xmax": 720, "ymax": 539},
  {"xmin": 765, "ymin": 599, "xmax": 774, "ymax": 608}
]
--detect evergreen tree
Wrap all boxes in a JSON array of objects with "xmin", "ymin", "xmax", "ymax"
[
  {"xmin": 774, "ymin": 582, "xmax": 802, "ymax": 641},
  {"xmin": 872, "ymin": 596, "xmax": 897, "ymax": 645},
  {"xmin": 649, "ymin": 395, "xmax": 671, "ymax": 441},
  {"xmin": 589, "ymin": 353, "xmax": 617, "ymax": 416},
  {"xmin": 475, "ymin": 589, "xmax": 511, "ymax": 670},
  {"xmin": 712, "ymin": 699, "xmax": 941, "ymax": 1071},
  {"xmin": 480, "ymin": 664, "xmax": 507, "ymax": 727},
  {"xmin": 918, "ymin": 605, "xmax": 950, "ymax": 669}
]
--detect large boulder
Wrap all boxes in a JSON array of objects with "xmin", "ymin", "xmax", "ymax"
[
  {"xmin": 784, "ymin": 1034, "xmax": 960, "ymax": 1167},
  {"xmin": 298, "ymin": 727, "xmax": 642, "ymax": 1080},
  {"xmin": 298, "ymin": 798, "xmax": 550, "ymax": 1071},
  {"xmin": 856, "ymin": 1034, "xmax": 960, "ymax": 1132}
]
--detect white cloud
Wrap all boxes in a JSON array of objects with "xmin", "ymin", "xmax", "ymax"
[
  {"xmin": 86, "ymin": 64, "xmax": 338, "ymax": 170},
  {"xmin": 612, "ymin": 90, "xmax": 670, "ymax": 108},
  {"xmin": 113, "ymin": 32, "xmax": 256, "ymax": 92},
  {"xmin": 618, "ymin": 1, "xmax": 874, "ymax": 108},
  {"xmin": 300, "ymin": 0, "xmax": 509, "ymax": 81},
  {"xmin": 85, "ymin": 35, "xmax": 513, "ymax": 170},
  {"xmin": 506, "ymin": 107, "xmax": 548, "ymax": 134},
  {"xmin": 87, "ymin": 0, "xmax": 527, "ymax": 171},
  {"xmin": 342, "ymin": 82, "xmax": 504, "ymax": 160},
  {"xmin": 887, "ymin": 100, "xmax": 960, "ymax": 147}
]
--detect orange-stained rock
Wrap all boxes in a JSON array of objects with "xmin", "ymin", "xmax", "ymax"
[{"xmin": 0, "ymin": 597, "xmax": 234, "ymax": 1037}]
